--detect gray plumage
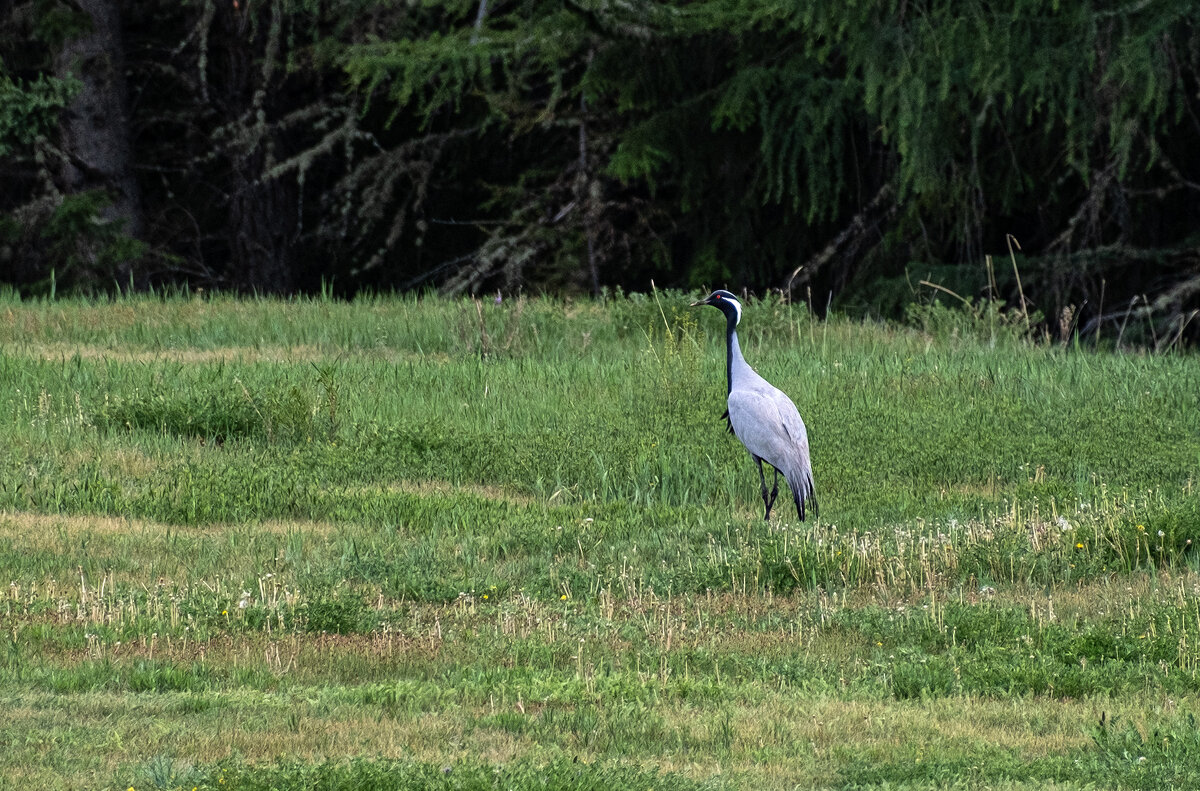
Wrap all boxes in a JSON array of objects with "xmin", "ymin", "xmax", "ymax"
[{"xmin": 692, "ymin": 290, "xmax": 817, "ymax": 521}]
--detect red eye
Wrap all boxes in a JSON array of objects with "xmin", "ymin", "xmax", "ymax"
[{"xmin": 714, "ymin": 294, "xmax": 722, "ymax": 300}]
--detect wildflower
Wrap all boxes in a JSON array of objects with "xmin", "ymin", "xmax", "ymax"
[
  {"xmin": 560, "ymin": 594, "xmax": 568, "ymax": 600},
  {"xmin": 1157, "ymin": 530, "xmax": 1165, "ymax": 538},
  {"xmin": 1138, "ymin": 525, "xmax": 1145, "ymax": 531},
  {"xmin": 1076, "ymin": 543, "xmax": 1084, "ymax": 549},
  {"xmin": 221, "ymin": 609, "xmax": 228, "ymax": 616},
  {"xmin": 482, "ymin": 594, "xmax": 488, "ymax": 600}
]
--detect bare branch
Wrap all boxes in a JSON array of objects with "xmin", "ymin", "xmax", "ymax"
[{"xmin": 785, "ymin": 182, "xmax": 894, "ymax": 297}]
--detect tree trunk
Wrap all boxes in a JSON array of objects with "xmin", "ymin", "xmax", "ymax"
[
  {"xmin": 54, "ymin": 0, "xmax": 144, "ymax": 247},
  {"xmin": 229, "ymin": 156, "xmax": 295, "ymax": 295},
  {"xmin": 219, "ymin": 2, "xmax": 296, "ymax": 295}
]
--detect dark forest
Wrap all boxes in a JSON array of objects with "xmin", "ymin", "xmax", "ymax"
[{"xmin": 2, "ymin": 0, "xmax": 1198, "ymax": 339}]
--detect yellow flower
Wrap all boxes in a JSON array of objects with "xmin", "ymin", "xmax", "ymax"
[
  {"xmin": 1076, "ymin": 543, "xmax": 1084, "ymax": 549},
  {"xmin": 482, "ymin": 594, "xmax": 488, "ymax": 600},
  {"xmin": 1138, "ymin": 525, "xmax": 1145, "ymax": 531},
  {"xmin": 560, "ymin": 594, "xmax": 567, "ymax": 600},
  {"xmin": 221, "ymin": 609, "xmax": 228, "ymax": 616}
]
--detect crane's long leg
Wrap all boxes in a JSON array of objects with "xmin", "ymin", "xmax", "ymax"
[{"xmin": 755, "ymin": 458, "xmax": 778, "ymax": 521}]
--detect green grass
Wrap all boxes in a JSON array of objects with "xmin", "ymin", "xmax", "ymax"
[{"xmin": 1, "ymin": 290, "xmax": 1199, "ymax": 789}]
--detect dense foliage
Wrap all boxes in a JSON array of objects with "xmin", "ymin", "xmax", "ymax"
[{"xmin": 2, "ymin": 0, "xmax": 1198, "ymax": 338}]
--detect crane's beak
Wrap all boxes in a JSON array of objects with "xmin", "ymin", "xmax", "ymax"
[{"xmin": 689, "ymin": 298, "xmax": 707, "ymax": 307}]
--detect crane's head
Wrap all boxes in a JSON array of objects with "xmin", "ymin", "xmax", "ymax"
[{"xmin": 690, "ymin": 289, "xmax": 742, "ymax": 326}]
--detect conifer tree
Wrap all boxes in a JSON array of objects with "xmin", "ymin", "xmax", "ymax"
[{"xmin": 0, "ymin": 0, "xmax": 1195, "ymax": 335}]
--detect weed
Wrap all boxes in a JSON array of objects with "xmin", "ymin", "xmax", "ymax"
[{"xmin": 1078, "ymin": 713, "xmax": 1200, "ymax": 790}]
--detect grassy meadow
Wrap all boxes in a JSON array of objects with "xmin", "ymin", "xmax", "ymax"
[{"xmin": 1, "ymin": 290, "xmax": 1199, "ymax": 790}]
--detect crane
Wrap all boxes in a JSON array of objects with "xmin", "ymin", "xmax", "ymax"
[{"xmin": 691, "ymin": 290, "xmax": 818, "ymax": 521}]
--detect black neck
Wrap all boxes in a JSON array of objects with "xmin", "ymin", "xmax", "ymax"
[{"xmin": 725, "ymin": 314, "xmax": 737, "ymax": 396}]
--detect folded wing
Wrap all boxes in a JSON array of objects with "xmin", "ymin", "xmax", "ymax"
[{"xmin": 727, "ymin": 385, "xmax": 817, "ymax": 516}]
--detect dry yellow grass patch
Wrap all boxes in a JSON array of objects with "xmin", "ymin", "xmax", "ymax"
[
  {"xmin": 3, "ymin": 339, "xmax": 455, "ymax": 367},
  {"xmin": 562, "ymin": 302, "xmax": 609, "ymax": 320},
  {"xmin": 46, "ymin": 631, "xmax": 449, "ymax": 671},
  {"xmin": 399, "ymin": 478, "xmax": 536, "ymax": 505},
  {"xmin": 5, "ymin": 341, "xmax": 332, "ymax": 365},
  {"xmin": 650, "ymin": 696, "xmax": 1104, "ymax": 788},
  {"xmin": 0, "ymin": 304, "xmax": 144, "ymax": 339},
  {"xmin": 336, "ymin": 479, "xmax": 536, "ymax": 506},
  {"xmin": 1021, "ymin": 570, "xmax": 1200, "ymax": 621},
  {"xmin": 0, "ymin": 510, "xmax": 341, "ymax": 546},
  {"xmin": 0, "ymin": 691, "xmax": 534, "ymax": 785},
  {"xmin": 0, "ymin": 510, "xmax": 145, "ymax": 541}
]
